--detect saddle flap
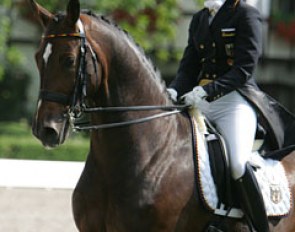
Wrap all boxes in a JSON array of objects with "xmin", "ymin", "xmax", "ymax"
[{"xmin": 206, "ymin": 133, "xmax": 231, "ymax": 206}]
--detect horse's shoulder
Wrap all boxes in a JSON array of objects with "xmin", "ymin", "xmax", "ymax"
[{"xmin": 279, "ymin": 150, "xmax": 295, "ymax": 190}]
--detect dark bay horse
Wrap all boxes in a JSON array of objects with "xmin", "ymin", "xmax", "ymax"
[{"xmin": 29, "ymin": 0, "xmax": 295, "ymax": 231}]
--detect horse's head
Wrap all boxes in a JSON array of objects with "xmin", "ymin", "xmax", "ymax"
[
  {"xmin": 31, "ymin": 0, "xmax": 173, "ymax": 147},
  {"xmin": 30, "ymin": 0, "xmax": 103, "ymax": 148}
]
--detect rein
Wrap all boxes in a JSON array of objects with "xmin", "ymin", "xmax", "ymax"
[
  {"xmin": 73, "ymin": 107, "xmax": 187, "ymax": 130},
  {"xmin": 40, "ymin": 19, "xmax": 189, "ymax": 130},
  {"xmin": 82, "ymin": 105, "xmax": 189, "ymax": 112}
]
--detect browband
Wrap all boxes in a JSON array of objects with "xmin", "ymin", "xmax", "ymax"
[{"xmin": 42, "ymin": 19, "xmax": 85, "ymax": 39}]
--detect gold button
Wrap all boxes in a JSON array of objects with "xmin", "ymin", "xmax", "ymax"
[
  {"xmin": 200, "ymin": 44, "xmax": 205, "ymax": 49},
  {"xmin": 213, "ymin": 74, "xmax": 217, "ymax": 79},
  {"xmin": 212, "ymin": 59, "xmax": 216, "ymax": 63},
  {"xmin": 212, "ymin": 42, "xmax": 216, "ymax": 47},
  {"xmin": 201, "ymin": 58, "xmax": 205, "ymax": 63},
  {"xmin": 205, "ymin": 74, "xmax": 209, "ymax": 78},
  {"xmin": 227, "ymin": 58, "xmax": 234, "ymax": 66}
]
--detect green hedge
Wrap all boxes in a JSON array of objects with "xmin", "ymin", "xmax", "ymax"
[
  {"xmin": 0, "ymin": 68, "xmax": 29, "ymax": 121},
  {"xmin": 0, "ymin": 121, "xmax": 89, "ymax": 161}
]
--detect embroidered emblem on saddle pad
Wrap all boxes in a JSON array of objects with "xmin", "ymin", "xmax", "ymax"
[{"xmin": 190, "ymin": 114, "xmax": 292, "ymax": 218}]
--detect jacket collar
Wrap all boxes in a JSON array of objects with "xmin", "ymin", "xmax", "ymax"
[{"xmin": 209, "ymin": 0, "xmax": 240, "ymax": 30}]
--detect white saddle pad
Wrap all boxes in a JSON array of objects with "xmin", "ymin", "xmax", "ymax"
[{"xmin": 191, "ymin": 115, "xmax": 292, "ymax": 219}]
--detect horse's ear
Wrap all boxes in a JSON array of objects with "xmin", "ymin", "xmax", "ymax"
[
  {"xmin": 28, "ymin": 0, "xmax": 53, "ymax": 28},
  {"xmin": 66, "ymin": 0, "xmax": 80, "ymax": 26}
]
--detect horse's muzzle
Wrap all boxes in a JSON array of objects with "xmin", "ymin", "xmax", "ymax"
[{"xmin": 33, "ymin": 117, "xmax": 70, "ymax": 148}]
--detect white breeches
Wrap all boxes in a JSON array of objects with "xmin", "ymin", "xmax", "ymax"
[{"xmin": 202, "ymin": 91, "xmax": 257, "ymax": 180}]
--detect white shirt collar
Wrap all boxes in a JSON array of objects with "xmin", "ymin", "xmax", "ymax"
[{"xmin": 204, "ymin": 0, "xmax": 225, "ymax": 15}]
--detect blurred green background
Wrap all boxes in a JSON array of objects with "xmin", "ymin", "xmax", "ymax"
[{"xmin": 0, "ymin": 0, "xmax": 294, "ymax": 161}]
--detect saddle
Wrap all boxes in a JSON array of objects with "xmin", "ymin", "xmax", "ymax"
[{"xmin": 188, "ymin": 109, "xmax": 292, "ymax": 219}]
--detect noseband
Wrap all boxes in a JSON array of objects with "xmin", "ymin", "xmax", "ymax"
[{"xmin": 39, "ymin": 19, "xmax": 188, "ymax": 130}]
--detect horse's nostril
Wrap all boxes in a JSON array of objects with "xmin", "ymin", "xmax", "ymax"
[
  {"xmin": 42, "ymin": 127, "xmax": 60, "ymax": 147},
  {"xmin": 44, "ymin": 127, "xmax": 58, "ymax": 138}
]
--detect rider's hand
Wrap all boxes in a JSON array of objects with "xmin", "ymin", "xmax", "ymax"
[
  {"xmin": 167, "ymin": 88, "xmax": 178, "ymax": 102},
  {"xmin": 181, "ymin": 86, "xmax": 209, "ymax": 111}
]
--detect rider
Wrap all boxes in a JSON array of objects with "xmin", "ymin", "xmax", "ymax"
[{"xmin": 168, "ymin": 0, "xmax": 271, "ymax": 231}]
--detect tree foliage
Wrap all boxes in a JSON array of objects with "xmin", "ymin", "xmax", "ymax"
[
  {"xmin": 0, "ymin": 0, "xmax": 12, "ymax": 80},
  {"xmin": 0, "ymin": 0, "xmax": 24, "ymax": 81}
]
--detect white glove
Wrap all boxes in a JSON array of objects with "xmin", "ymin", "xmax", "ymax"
[
  {"xmin": 167, "ymin": 88, "xmax": 178, "ymax": 102},
  {"xmin": 181, "ymin": 86, "xmax": 210, "ymax": 111}
]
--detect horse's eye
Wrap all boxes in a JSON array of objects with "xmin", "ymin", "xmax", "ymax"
[
  {"xmin": 64, "ymin": 57, "xmax": 76, "ymax": 66},
  {"xmin": 59, "ymin": 54, "xmax": 76, "ymax": 68}
]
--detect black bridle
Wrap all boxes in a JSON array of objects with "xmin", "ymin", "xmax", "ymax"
[
  {"xmin": 40, "ymin": 30, "xmax": 88, "ymax": 114},
  {"xmin": 39, "ymin": 20, "xmax": 188, "ymax": 130}
]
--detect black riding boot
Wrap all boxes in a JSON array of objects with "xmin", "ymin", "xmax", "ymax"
[{"xmin": 236, "ymin": 163, "xmax": 269, "ymax": 232}]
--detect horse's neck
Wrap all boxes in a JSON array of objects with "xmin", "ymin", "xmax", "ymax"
[
  {"xmin": 108, "ymin": 39, "xmax": 166, "ymax": 107},
  {"xmin": 89, "ymin": 24, "xmax": 169, "ymax": 129},
  {"xmin": 88, "ymin": 26, "xmax": 181, "ymax": 174},
  {"xmin": 85, "ymin": 16, "xmax": 166, "ymax": 107},
  {"xmin": 93, "ymin": 43, "xmax": 171, "ymax": 151}
]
